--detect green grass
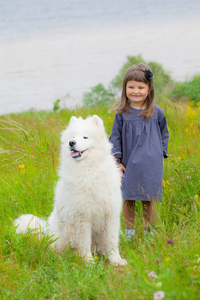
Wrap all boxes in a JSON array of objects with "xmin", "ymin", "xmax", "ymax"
[{"xmin": 0, "ymin": 100, "xmax": 200, "ymax": 299}]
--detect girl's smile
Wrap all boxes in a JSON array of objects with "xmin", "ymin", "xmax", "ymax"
[{"xmin": 126, "ymin": 80, "xmax": 149, "ymax": 109}]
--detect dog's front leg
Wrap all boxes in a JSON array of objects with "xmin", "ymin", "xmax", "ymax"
[
  {"xmin": 72, "ymin": 221, "xmax": 93, "ymax": 262},
  {"xmin": 102, "ymin": 220, "xmax": 127, "ymax": 267}
]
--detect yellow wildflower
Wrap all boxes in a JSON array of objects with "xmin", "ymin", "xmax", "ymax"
[
  {"xmin": 175, "ymin": 157, "xmax": 181, "ymax": 163},
  {"xmin": 18, "ymin": 164, "xmax": 25, "ymax": 173},
  {"xmin": 163, "ymin": 180, "xmax": 170, "ymax": 188},
  {"xmin": 18, "ymin": 164, "xmax": 25, "ymax": 169}
]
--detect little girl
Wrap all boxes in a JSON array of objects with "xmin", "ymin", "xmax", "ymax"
[{"xmin": 109, "ymin": 63, "xmax": 169, "ymax": 238}]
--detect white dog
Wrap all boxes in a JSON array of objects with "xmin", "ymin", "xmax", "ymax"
[{"xmin": 14, "ymin": 115, "xmax": 127, "ymax": 266}]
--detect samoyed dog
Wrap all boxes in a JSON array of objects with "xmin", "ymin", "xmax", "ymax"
[{"xmin": 14, "ymin": 115, "xmax": 127, "ymax": 266}]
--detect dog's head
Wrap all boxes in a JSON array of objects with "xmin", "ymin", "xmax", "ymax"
[{"xmin": 61, "ymin": 115, "xmax": 109, "ymax": 161}]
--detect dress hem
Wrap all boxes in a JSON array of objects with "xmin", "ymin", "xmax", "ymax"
[{"xmin": 123, "ymin": 196, "xmax": 162, "ymax": 202}]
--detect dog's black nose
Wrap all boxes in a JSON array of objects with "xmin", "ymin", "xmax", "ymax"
[{"xmin": 69, "ymin": 140, "xmax": 76, "ymax": 147}]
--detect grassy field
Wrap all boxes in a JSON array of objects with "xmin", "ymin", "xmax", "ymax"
[{"xmin": 0, "ymin": 100, "xmax": 200, "ymax": 299}]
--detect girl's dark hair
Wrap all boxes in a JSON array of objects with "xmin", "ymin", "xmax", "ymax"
[{"xmin": 114, "ymin": 63, "xmax": 155, "ymax": 119}]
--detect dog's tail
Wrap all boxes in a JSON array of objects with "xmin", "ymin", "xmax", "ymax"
[{"xmin": 13, "ymin": 214, "xmax": 47, "ymax": 239}]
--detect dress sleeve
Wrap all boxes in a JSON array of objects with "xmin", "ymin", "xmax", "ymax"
[
  {"xmin": 158, "ymin": 112, "xmax": 170, "ymax": 158},
  {"xmin": 109, "ymin": 113, "xmax": 123, "ymax": 158}
]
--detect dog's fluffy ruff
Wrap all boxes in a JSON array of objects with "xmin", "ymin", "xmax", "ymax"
[{"xmin": 14, "ymin": 115, "xmax": 127, "ymax": 266}]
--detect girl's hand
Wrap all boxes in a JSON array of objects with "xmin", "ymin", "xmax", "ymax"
[
  {"xmin": 118, "ymin": 163, "xmax": 126, "ymax": 179},
  {"xmin": 115, "ymin": 158, "xmax": 126, "ymax": 179}
]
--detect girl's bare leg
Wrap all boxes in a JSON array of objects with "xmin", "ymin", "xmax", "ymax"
[
  {"xmin": 142, "ymin": 201, "xmax": 155, "ymax": 230},
  {"xmin": 123, "ymin": 200, "xmax": 135, "ymax": 229}
]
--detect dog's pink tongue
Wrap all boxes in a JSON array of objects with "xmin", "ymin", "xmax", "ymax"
[{"xmin": 70, "ymin": 151, "xmax": 80, "ymax": 158}]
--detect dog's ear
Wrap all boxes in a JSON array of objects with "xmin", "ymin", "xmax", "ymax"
[
  {"xmin": 91, "ymin": 115, "xmax": 103, "ymax": 127},
  {"xmin": 69, "ymin": 116, "xmax": 78, "ymax": 125}
]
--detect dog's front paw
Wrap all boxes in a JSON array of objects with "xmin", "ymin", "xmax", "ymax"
[
  {"xmin": 115, "ymin": 258, "xmax": 127, "ymax": 267},
  {"xmin": 109, "ymin": 253, "xmax": 127, "ymax": 267}
]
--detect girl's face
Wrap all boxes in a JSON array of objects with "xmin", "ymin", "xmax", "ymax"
[{"xmin": 126, "ymin": 80, "xmax": 149, "ymax": 109}]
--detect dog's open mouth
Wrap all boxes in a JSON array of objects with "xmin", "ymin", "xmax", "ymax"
[{"xmin": 70, "ymin": 150, "xmax": 86, "ymax": 159}]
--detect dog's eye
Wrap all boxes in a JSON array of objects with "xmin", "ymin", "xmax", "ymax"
[{"xmin": 83, "ymin": 137, "xmax": 88, "ymax": 139}]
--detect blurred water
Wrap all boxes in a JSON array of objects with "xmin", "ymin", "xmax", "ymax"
[{"xmin": 0, "ymin": 0, "xmax": 200, "ymax": 115}]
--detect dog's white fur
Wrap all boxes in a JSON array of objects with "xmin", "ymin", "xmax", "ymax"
[{"xmin": 14, "ymin": 115, "xmax": 127, "ymax": 266}]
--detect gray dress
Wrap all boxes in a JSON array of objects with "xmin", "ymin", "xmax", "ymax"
[{"xmin": 109, "ymin": 104, "xmax": 169, "ymax": 202}]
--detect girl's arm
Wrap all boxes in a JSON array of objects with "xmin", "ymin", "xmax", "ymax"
[
  {"xmin": 109, "ymin": 113, "xmax": 123, "ymax": 159},
  {"xmin": 158, "ymin": 113, "xmax": 169, "ymax": 158}
]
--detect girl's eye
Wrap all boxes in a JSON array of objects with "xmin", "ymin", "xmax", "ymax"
[{"xmin": 83, "ymin": 137, "xmax": 88, "ymax": 139}]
